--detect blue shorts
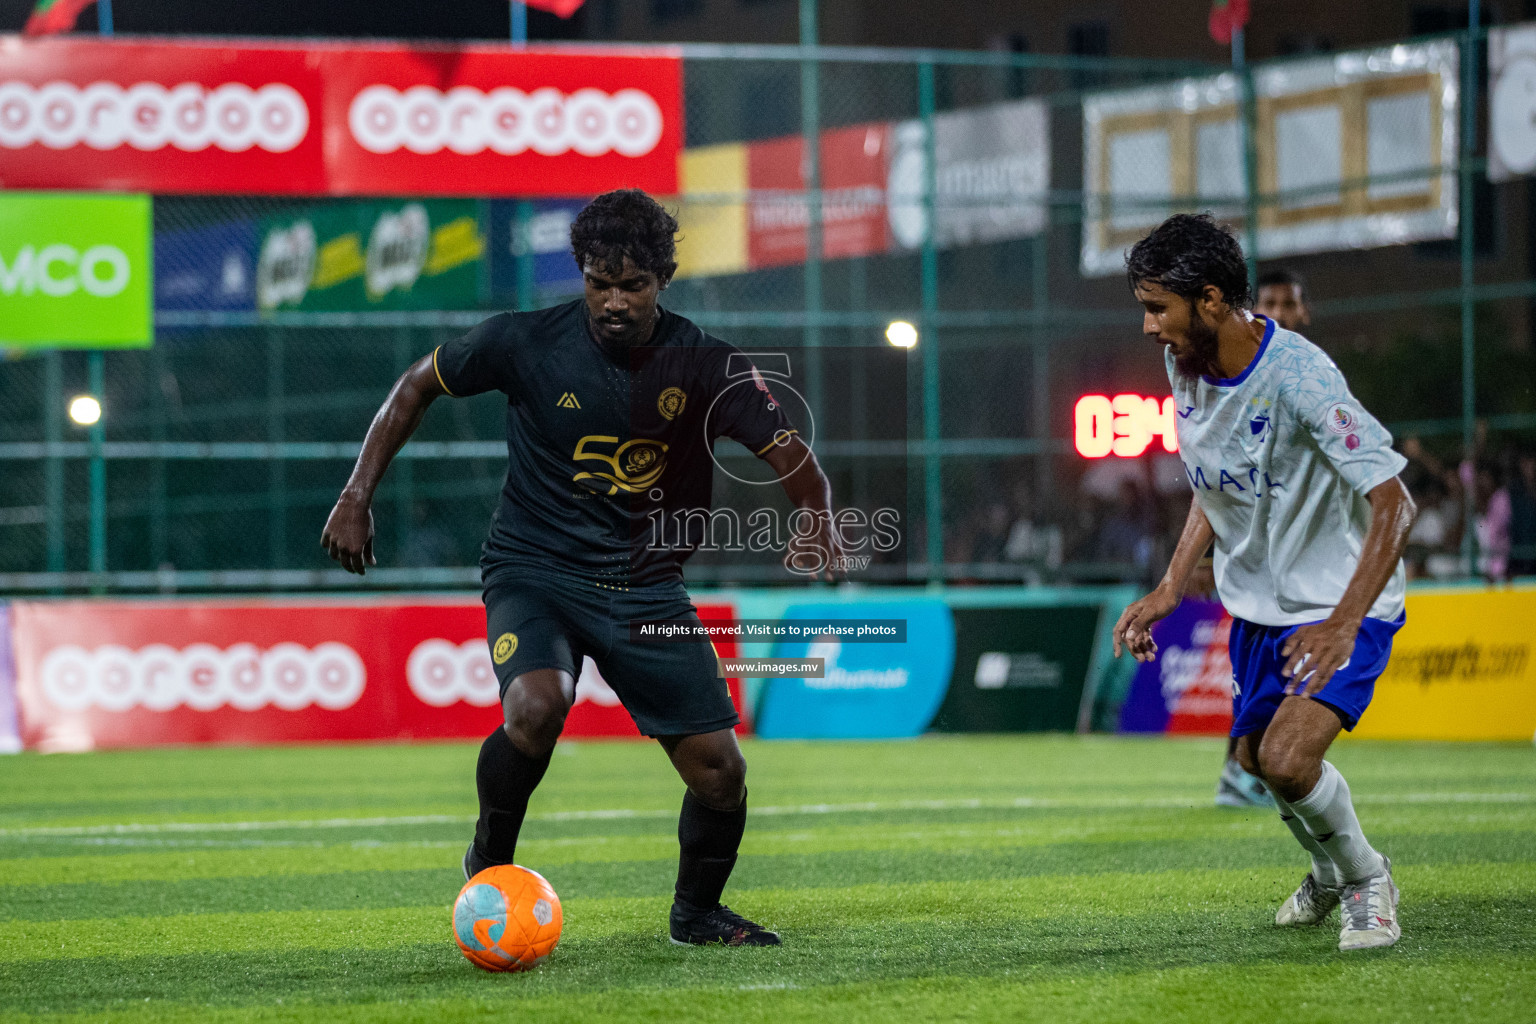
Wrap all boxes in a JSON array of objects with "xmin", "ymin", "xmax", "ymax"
[{"xmin": 1228, "ymin": 611, "xmax": 1405, "ymax": 737}]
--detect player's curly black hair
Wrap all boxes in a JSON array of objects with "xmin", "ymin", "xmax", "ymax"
[
  {"xmin": 1125, "ymin": 213, "xmax": 1252, "ymax": 310},
  {"xmin": 570, "ymin": 188, "xmax": 679, "ymax": 283}
]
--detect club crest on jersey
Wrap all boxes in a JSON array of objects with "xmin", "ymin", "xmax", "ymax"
[
  {"xmin": 625, "ymin": 446, "xmax": 659, "ymax": 475},
  {"xmin": 492, "ymin": 632, "xmax": 518, "ymax": 665},
  {"xmin": 1325, "ymin": 403, "xmax": 1357, "ymax": 434},
  {"xmin": 1248, "ymin": 396, "xmax": 1272, "ymax": 441},
  {"xmin": 571, "ymin": 435, "xmax": 669, "ymax": 495},
  {"xmin": 658, "ymin": 386, "xmax": 686, "ymax": 421}
]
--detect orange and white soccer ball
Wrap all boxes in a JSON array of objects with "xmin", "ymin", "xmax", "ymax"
[{"xmin": 452, "ymin": 865, "xmax": 563, "ymax": 972}]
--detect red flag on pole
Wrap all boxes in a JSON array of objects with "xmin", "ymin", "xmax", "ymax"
[
  {"xmin": 24, "ymin": 0, "xmax": 98, "ymax": 34},
  {"xmin": 522, "ymin": 0, "xmax": 587, "ymax": 17},
  {"xmin": 1208, "ymin": 0, "xmax": 1250, "ymax": 45}
]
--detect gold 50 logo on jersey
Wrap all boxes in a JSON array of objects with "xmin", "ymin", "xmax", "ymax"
[{"xmin": 572, "ymin": 435, "xmax": 669, "ymax": 494}]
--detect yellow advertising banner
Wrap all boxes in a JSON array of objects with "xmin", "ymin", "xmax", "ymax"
[
  {"xmin": 1348, "ymin": 587, "xmax": 1536, "ymax": 741},
  {"xmin": 673, "ymin": 143, "xmax": 748, "ymax": 280}
]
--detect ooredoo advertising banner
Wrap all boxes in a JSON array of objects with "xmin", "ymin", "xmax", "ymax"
[
  {"xmin": 0, "ymin": 605, "xmax": 19, "ymax": 754},
  {"xmin": 9, "ymin": 599, "xmax": 742, "ymax": 751},
  {"xmin": 0, "ymin": 37, "xmax": 681, "ymax": 196}
]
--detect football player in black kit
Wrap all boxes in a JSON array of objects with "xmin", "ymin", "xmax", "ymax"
[{"xmin": 322, "ymin": 189, "xmax": 842, "ymax": 947}]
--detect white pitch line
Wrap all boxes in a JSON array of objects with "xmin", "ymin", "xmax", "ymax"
[{"xmin": 0, "ymin": 790, "xmax": 1528, "ymax": 840}]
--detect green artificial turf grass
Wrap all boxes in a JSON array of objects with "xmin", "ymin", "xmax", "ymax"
[{"xmin": 0, "ymin": 735, "xmax": 1532, "ymax": 1022}]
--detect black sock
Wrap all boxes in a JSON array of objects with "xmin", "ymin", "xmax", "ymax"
[
  {"xmin": 473, "ymin": 727, "xmax": 552, "ymax": 866},
  {"xmin": 674, "ymin": 788, "xmax": 747, "ymax": 913}
]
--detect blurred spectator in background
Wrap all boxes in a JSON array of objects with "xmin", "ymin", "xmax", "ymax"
[
  {"xmin": 967, "ymin": 501, "xmax": 1014, "ymax": 565},
  {"xmin": 1401, "ymin": 436, "xmax": 1466, "ymax": 579},
  {"xmin": 1510, "ymin": 451, "xmax": 1536, "ymax": 578},
  {"xmin": 1468, "ymin": 459, "xmax": 1511, "ymax": 582},
  {"xmin": 1089, "ymin": 480, "xmax": 1155, "ymax": 573},
  {"xmin": 1254, "ymin": 268, "xmax": 1311, "ymax": 333},
  {"xmin": 1403, "ymin": 474, "xmax": 1452, "ymax": 580},
  {"xmin": 1003, "ymin": 481, "xmax": 1063, "ymax": 584}
]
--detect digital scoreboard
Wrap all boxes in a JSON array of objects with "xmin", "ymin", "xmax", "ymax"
[{"xmin": 1073, "ymin": 393, "xmax": 1179, "ymax": 458}]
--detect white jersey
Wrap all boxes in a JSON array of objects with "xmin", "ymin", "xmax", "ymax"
[{"xmin": 1168, "ymin": 316, "xmax": 1407, "ymax": 627}]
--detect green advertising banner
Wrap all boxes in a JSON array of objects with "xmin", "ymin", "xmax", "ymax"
[
  {"xmin": 0, "ymin": 193, "xmax": 152, "ymax": 349},
  {"xmin": 928, "ymin": 606, "xmax": 1102, "ymax": 733},
  {"xmin": 256, "ymin": 200, "xmax": 483, "ymax": 312}
]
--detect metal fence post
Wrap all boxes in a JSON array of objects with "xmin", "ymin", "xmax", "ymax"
[
  {"xmin": 149, "ymin": 343, "xmax": 168, "ymax": 570},
  {"xmin": 1233, "ymin": 25, "xmax": 1260, "ymax": 296},
  {"xmin": 800, "ymin": 0, "xmax": 824, "ymax": 428},
  {"xmin": 44, "ymin": 350, "xmax": 65, "ymax": 576},
  {"xmin": 510, "ymin": 1, "xmax": 526, "ymax": 45},
  {"xmin": 87, "ymin": 350, "xmax": 106, "ymax": 589},
  {"xmin": 1031, "ymin": 230, "xmax": 1052, "ymax": 519},
  {"xmin": 918, "ymin": 60, "xmax": 942, "ymax": 582},
  {"xmin": 515, "ymin": 200, "xmax": 536, "ymax": 310},
  {"xmin": 268, "ymin": 328, "xmax": 287, "ymax": 569},
  {"xmin": 1461, "ymin": 7, "xmax": 1480, "ymax": 574}
]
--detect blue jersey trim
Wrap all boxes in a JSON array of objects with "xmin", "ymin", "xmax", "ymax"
[{"xmin": 1203, "ymin": 315, "xmax": 1275, "ymax": 388}]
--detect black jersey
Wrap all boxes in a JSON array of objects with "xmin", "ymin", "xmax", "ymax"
[{"xmin": 432, "ymin": 300, "xmax": 797, "ymax": 585}]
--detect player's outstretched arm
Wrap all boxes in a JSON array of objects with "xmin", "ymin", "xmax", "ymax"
[
  {"xmin": 763, "ymin": 435, "xmax": 844, "ymax": 583},
  {"xmin": 321, "ymin": 355, "xmax": 449, "ymax": 575},
  {"xmin": 1282, "ymin": 477, "xmax": 1416, "ymax": 696},
  {"xmin": 1113, "ymin": 498, "xmax": 1216, "ymax": 663}
]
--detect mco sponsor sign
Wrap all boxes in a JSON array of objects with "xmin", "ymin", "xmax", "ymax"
[
  {"xmin": 8, "ymin": 599, "xmax": 742, "ymax": 751},
  {"xmin": 0, "ymin": 193, "xmax": 151, "ymax": 349},
  {"xmin": 0, "ymin": 37, "xmax": 681, "ymax": 196}
]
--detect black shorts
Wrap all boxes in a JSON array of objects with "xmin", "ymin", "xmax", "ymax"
[{"xmin": 481, "ymin": 566, "xmax": 738, "ymax": 738}]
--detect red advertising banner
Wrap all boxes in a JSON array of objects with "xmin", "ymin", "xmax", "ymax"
[
  {"xmin": 9, "ymin": 598, "xmax": 741, "ymax": 751},
  {"xmin": 746, "ymin": 122, "xmax": 891, "ymax": 269},
  {"xmin": 1164, "ymin": 611, "xmax": 1236, "ymax": 736},
  {"xmin": 0, "ymin": 37, "xmax": 681, "ymax": 196}
]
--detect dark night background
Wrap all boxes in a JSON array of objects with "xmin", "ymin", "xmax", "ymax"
[
  {"xmin": 0, "ymin": 1, "xmax": 585, "ymax": 40},
  {"xmin": 0, "ymin": 1, "xmax": 1499, "ymax": 63}
]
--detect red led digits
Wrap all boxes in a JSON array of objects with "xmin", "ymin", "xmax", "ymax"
[{"xmin": 1073, "ymin": 394, "xmax": 1179, "ymax": 458}]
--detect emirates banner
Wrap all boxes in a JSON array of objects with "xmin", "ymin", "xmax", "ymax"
[
  {"xmin": 0, "ymin": 37, "xmax": 682, "ymax": 196},
  {"xmin": 9, "ymin": 598, "xmax": 743, "ymax": 751}
]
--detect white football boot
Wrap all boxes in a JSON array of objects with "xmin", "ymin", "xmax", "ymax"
[
  {"xmin": 1338, "ymin": 856, "xmax": 1401, "ymax": 951},
  {"xmin": 1275, "ymin": 871, "xmax": 1342, "ymax": 926}
]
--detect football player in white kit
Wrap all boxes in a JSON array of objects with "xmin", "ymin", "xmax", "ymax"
[
  {"xmin": 1113, "ymin": 215, "xmax": 1417, "ymax": 951},
  {"xmin": 1212, "ymin": 268, "xmax": 1314, "ymax": 809}
]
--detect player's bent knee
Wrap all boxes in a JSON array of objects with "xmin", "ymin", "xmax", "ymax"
[
  {"xmin": 685, "ymin": 751, "xmax": 747, "ymax": 810},
  {"xmin": 1257, "ymin": 747, "xmax": 1320, "ymax": 801},
  {"xmin": 501, "ymin": 673, "xmax": 570, "ymax": 755}
]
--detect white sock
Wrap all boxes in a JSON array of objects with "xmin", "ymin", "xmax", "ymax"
[
  {"xmin": 1272, "ymin": 790, "xmax": 1342, "ymax": 888},
  {"xmin": 1290, "ymin": 760, "xmax": 1385, "ymax": 884}
]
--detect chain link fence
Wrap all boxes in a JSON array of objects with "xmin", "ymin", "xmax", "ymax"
[{"xmin": 2, "ymin": 34, "xmax": 1532, "ymax": 593}]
